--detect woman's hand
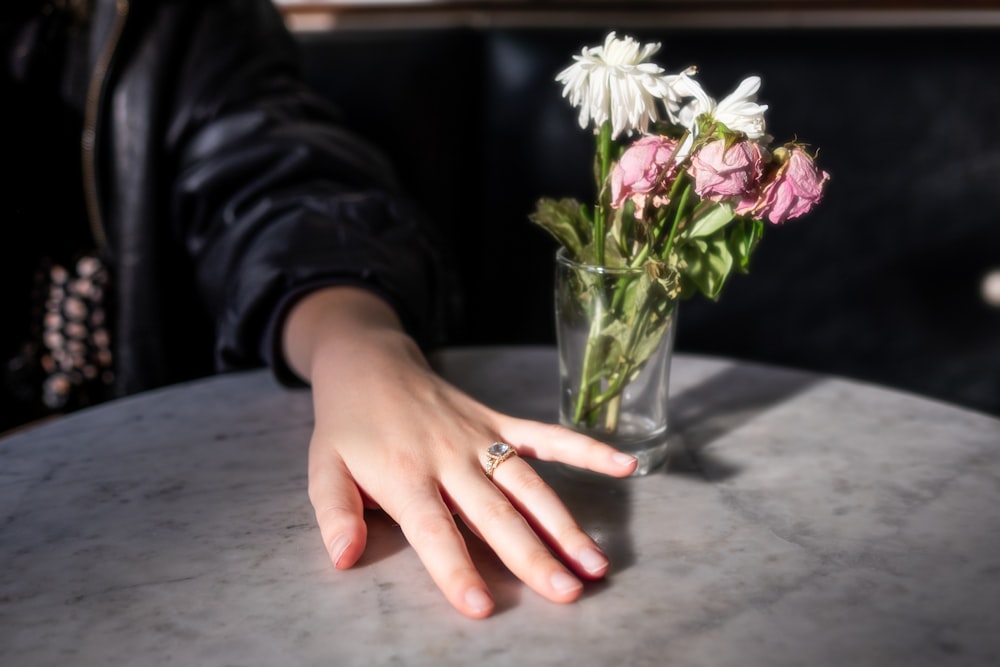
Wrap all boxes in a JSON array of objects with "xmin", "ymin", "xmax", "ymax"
[{"xmin": 283, "ymin": 287, "xmax": 637, "ymax": 619}]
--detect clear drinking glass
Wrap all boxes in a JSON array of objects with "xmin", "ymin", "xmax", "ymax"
[{"xmin": 554, "ymin": 249, "xmax": 679, "ymax": 475}]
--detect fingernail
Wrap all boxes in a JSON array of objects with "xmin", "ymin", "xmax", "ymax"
[
  {"xmin": 579, "ymin": 546, "xmax": 609, "ymax": 576},
  {"xmin": 613, "ymin": 452, "xmax": 637, "ymax": 467},
  {"xmin": 551, "ymin": 571, "xmax": 583, "ymax": 595},
  {"xmin": 464, "ymin": 588, "xmax": 493, "ymax": 615},
  {"xmin": 329, "ymin": 534, "xmax": 351, "ymax": 568}
]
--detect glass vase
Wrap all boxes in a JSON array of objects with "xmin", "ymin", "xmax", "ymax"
[{"xmin": 554, "ymin": 249, "xmax": 679, "ymax": 476}]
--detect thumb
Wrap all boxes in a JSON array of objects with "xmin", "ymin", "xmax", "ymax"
[{"xmin": 308, "ymin": 448, "xmax": 368, "ymax": 569}]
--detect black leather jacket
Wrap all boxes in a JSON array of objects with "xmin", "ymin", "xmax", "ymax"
[{"xmin": 82, "ymin": 0, "xmax": 448, "ymax": 395}]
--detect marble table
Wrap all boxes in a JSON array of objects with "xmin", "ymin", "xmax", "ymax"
[{"xmin": 2, "ymin": 346, "xmax": 999, "ymax": 666}]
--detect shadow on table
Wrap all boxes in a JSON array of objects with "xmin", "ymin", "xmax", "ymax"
[
  {"xmin": 353, "ymin": 512, "xmax": 411, "ymax": 567},
  {"xmin": 534, "ymin": 461, "xmax": 637, "ymax": 601},
  {"xmin": 666, "ymin": 362, "xmax": 821, "ymax": 481},
  {"xmin": 429, "ymin": 349, "xmax": 820, "ymax": 610}
]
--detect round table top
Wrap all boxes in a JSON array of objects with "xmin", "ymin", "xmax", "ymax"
[{"xmin": 2, "ymin": 346, "xmax": 999, "ymax": 666}]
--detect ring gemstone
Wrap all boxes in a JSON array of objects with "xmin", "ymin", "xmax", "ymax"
[
  {"xmin": 484, "ymin": 442, "xmax": 516, "ymax": 479},
  {"xmin": 488, "ymin": 442, "xmax": 512, "ymax": 458}
]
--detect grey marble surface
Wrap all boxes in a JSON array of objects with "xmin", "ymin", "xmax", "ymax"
[{"xmin": 2, "ymin": 346, "xmax": 999, "ymax": 666}]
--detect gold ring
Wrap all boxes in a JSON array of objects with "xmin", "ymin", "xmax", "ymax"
[{"xmin": 484, "ymin": 442, "xmax": 516, "ymax": 480}]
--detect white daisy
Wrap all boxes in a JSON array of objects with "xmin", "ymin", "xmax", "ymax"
[
  {"xmin": 555, "ymin": 32, "xmax": 680, "ymax": 139},
  {"xmin": 660, "ymin": 65, "xmax": 700, "ymax": 126},
  {"xmin": 672, "ymin": 74, "xmax": 769, "ymax": 157},
  {"xmin": 676, "ymin": 75, "xmax": 769, "ymax": 140},
  {"xmin": 714, "ymin": 76, "xmax": 769, "ymax": 140}
]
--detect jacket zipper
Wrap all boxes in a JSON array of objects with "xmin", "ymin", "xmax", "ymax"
[{"xmin": 81, "ymin": 0, "xmax": 130, "ymax": 255}]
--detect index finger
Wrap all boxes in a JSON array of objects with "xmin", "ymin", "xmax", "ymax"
[{"xmin": 500, "ymin": 419, "xmax": 638, "ymax": 476}]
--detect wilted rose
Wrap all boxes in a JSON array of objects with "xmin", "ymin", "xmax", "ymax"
[
  {"xmin": 610, "ymin": 135, "xmax": 680, "ymax": 213},
  {"xmin": 753, "ymin": 146, "xmax": 830, "ymax": 224},
  {"xmin": 688, "ymin": 139, "xmax": 766, "ymax": 206}
]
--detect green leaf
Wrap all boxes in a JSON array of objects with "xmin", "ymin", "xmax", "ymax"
[
  {"xmin": 679, "ymin": 230, "xmax": 735, "ymax": 300},
  {"xmin": 685, "ymin": 202, "xmax": 735, "ymax": 239},
  {"xmin": 613, "ymin": 280, "xmax": 677, "ymax": 385},
  {"xmin": 529, "ymin": 198, "xmax": 591, "ymax": 258},
  {"xmin": 626, "ymin": 314, "xmax": 673, "ymax": 381},
  {"xmin": 727, "ymin": 219, "xmax": 752, "ymax": 273}
]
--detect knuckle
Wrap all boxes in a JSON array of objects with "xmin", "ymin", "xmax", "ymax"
[
  {"xmin": 523, "ymin": 545, "xmax": 558, "ymax": 571},
  {"xmin": 533, "ymin": 421, "xmax": 572, "ymax": 441},
  {"xmin": 385, "ymin": 447, "xmax": 424, "ymax": 472},
  {"xmin": 509, "ymin": 469, "xmax": 552, "ymax": 495},
  {"xmin": 546, "ymin": 421, "xmax": 574, "ymax": 436},
  {"xmin": 555, "ymin": 525, "xmax": 591, "ymax": 550},
  {"xmin": 404, "ymin": 511, "xmax": 460, "ymax": 546},
  {"xmin": 447, "ymin": 564, "xmax": 483, "ymax": 586},
  {"xmin": 312, "ymin": 501, "xmax": 358, "ymax": 533},
  {"xmin": 478, "ymin": 498, "xmax": 523, "ymax": 527}
]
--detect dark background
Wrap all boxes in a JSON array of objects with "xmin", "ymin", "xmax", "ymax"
[{"xmin": 295, "ymin": 24, "xmax": 1000, "ymax": 416}]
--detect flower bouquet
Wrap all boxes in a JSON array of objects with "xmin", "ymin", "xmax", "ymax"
[{"xmin": 531, "ymin": 32, "xmax": 829, "ymax": 471}]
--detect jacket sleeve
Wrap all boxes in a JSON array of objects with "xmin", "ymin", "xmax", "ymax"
[{"xmin": 163, "ymin": 0, "xmax": 453, "ymax": 381}]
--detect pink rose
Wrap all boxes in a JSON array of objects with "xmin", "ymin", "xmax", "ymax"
[
  {"xmin": 688, "ymin": 139, "xmax": 766, "ymax": 206},
  {"xmin": 610, "ymin": 135, "xmax": 680, "ymax": 213},
  {"xmin": 753, "ymin": 146, "xmax": 830, "ymax": 224}
]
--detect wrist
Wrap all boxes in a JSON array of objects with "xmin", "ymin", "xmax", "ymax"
[{"xmin": 282, "ymin": 286, "xmax": 412, "ymax": 383}]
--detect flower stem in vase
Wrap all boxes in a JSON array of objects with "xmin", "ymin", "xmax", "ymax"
[
  {"xmin": 572, "ymin": 269, "xmax": 670, "ymax": 434},
  {"xmin": 572, "ymin": 288, "xmax": 610, "ymax": 427},
  {"xmin": 604, "ymin": 394, "xmax": 622, "ymax": 432}
]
